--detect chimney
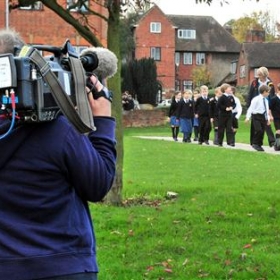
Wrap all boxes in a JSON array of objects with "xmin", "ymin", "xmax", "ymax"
[{"xmin": 245, "ymin": 29, "xmax": 265, "ymax": 42}]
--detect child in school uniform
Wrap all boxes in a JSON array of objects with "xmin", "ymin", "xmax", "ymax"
[
  {"xmin": 269, "ymin": 83, "xmax": 280, "ymax": 131},
  {"xmin": 168, "ymin": 91, "xmax": 182, "ymax": 141},
  {"xmin": 192, "ymin": 89, "xmax": 200, "ymax": 141},
  {"xmin": 231, "ymin": 86, "xmax": 243, "ymax": 146},
  {"xmin": 245, "ymin": 84, "xmax": 271, "ymax": 152},
  {"xmin": 209, "ymin": 87, "xmax": 222, "ymax": 145},
  {"xmin": 217, "ymin": 83, "xmax": 236, "ymax": 146},
  {"xmin": 194, "ymin": 85, "xmax": 211, "ymax": 145},
  {"xmin": 177, "ymin": 90, "xmax": 194, "ymax": 142}
]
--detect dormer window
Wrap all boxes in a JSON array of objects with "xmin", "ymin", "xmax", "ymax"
[
  {"xmin": 19, "ymin": 1, "xmax": 43, "ymax": 10},
  {"xmin": 150, "ymin": 22, "xmax": 161, "ymax": 33},
  {"xmin": 178, "ymin": 29, "xmax": 196, "ymax": 39}
]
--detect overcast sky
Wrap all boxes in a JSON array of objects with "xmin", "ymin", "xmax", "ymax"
[{"xmin": 153, "ymin": 0, "xmax": 280, "ymax": 26}]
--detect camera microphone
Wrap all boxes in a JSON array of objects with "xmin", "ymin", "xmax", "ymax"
[
  {"xmin": 80, "ymin": 47, "xmax": 118, "ymax": 80},
  {"xmin": 80, "ymin": 52, "xmax": 99, "ymax": 73}
]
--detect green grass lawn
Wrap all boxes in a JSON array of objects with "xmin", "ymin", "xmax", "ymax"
[{"xmin": 91, "ymin": 118, "xmax": 280, "ymax": 279}]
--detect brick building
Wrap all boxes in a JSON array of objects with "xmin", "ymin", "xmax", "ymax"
[
  {"xmin": 0, "ymin": 1, "xmax": 107, "ymax": 50},
  {"xmin": 133, "ymin": 5, "xmax": 240, "ymax": 94}
]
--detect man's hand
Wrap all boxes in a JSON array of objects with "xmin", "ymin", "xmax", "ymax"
[{"xmin": 86, "ymin": 75, "xmax": 111, "ymax": 117}]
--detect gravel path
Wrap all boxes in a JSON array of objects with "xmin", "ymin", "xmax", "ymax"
[{"xmin": 135, "ymin": 136, "xmax": 280, "ymax": 155}]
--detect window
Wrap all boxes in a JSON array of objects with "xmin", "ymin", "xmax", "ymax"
[
  {"xmin": 178, "ymin": 29, "xmax": 196, "ymax": 39},
  {"xmin": 151, "ymin": 47, "xmax": 161, "ymax": 61},
  {"xmin": 183, "ymin": 52, "xmax": 192, "ymax": 65},
  {"xmin": 196, "ymin": 53, "xmax": 205, "ymax": 65},
  {"xmin": 150, "ymin": 22, "xmax": 161, "ymax": 33},
  {"xmin": 19, "ymin": 1, "xmax": 43, "ymax": 10},
  {"xmin": 183, "ymin": 80, "xmax": 193, "ymax": 91},
  {"xmin": 240, "ymin": 65, "xmax": 246, "ymax": 78},
  {"xmin": 175, "ymin": 80, "xmax": 180, "ymax": 91},
  {"xmin": 231, "ymin": 61, "xmax": 237, "ymax": 74},
  {"xmin": 67, "ymin": 0, "xmax": 89, "ymax": 12},
  {"xmin": 175, "ymin": 52, "xmax": 180, "ymax": 66}
]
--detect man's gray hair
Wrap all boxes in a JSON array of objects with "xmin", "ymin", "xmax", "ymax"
[{"xmin": 0, "ymin": 28, "xmax": 25, "ymax": 54}]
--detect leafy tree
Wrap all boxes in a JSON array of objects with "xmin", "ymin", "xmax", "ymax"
[
  {"xmin": 231, "ymin": 17, "xmax": 262, "ymax": 43},
  {"xmin": 227, "ymin": 11, "xmax": 278, "ymax": 43},
  {"xmin": 191, "ymin": 65, "xmax": 211, "ymax": 88}
]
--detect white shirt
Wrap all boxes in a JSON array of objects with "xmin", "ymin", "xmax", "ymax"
[
  {"xmin": 246, "ymin": 94, "xmax": 270, "ymax": 121},
  {"xmin": 232, "ymin": 96, "xmax": 242, "ymax": 119}
]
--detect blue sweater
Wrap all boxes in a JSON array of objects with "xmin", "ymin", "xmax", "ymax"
[{"xmin": 0, "ymin": 115, "xmax": 116, "ymax": 279}]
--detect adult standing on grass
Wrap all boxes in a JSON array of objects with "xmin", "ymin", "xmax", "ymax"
[
  {"xmin": 245, "ymin": 84, "xmax": 271, "ymax": 152},
  {"xmin": 247, "ymin": 66, "xmax": 275, "ymax": 147},
  {"xmin": 0, "ymin": 28, "xmax": 116, "ymax": 280},
  {"xmin": 168, "ymin": 91, "xmax": 182, "ymax": 141},
  {"xmin": 194, "ymin": 85, "xmax": 211, "ymax": 145}
]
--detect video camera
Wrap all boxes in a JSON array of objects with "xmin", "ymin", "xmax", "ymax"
[{"xmin": 0, "ymin": 40, "xmax": 99, "ymax": 125}]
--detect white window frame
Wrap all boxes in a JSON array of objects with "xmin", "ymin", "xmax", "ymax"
[
  {"xmin": 183, "ymin": 80, "xmax": 193, "ymax": 91},
  {"xmin": 230, "ymin": 61, "xmax": 237, "ymax": 74},
  {"xmin": 175, "ymin": 52, "xmax": 180, "ymax": 66},
  {"xmin": 183, "ymin": 52, "xmax": 192, "ymax": 65},
  {"xmin": 175, "ymin": 80, "xmax": 180, "ymax": 91},
  {"xmin": 240, "ymin": 65, "xmax": 246, "ymax": 78},
  {"xmin": 150, "ymin": 22, "xmax": 161, "ymax": 33},
  {"xmin": 178, "ymin": 29, "xmax": 196, "ymax": 39},
  {"xmin": 19, "ymin": 1, "xmax": 43, "ymax": 10},
  {"xmin": 67, "ymin": 0, "xmax": 89, "ymax": 12},
  {"xmin": 151, "ymin": 47, "xmax": 161, "ymax": 61},
  {"xmin": 196, "ymin": 53, "xmax": 205, "ymax": 65}
]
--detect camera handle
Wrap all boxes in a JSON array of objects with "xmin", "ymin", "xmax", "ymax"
[{"xmin": 27, "ymin": 47, "xmax": 95, "ymax": 134}]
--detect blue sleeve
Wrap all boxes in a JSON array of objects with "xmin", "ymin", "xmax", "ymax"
[{"xmin": 63, "ymin": 117, "xmax": 117, "ymax": 202}]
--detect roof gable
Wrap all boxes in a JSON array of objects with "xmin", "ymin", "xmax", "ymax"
[
  {"xmin": 167, "ymin": 15, "xmax": 240, "ymax": 53},
  {"xmin": 135, "ymin": 4, "xmax": 175, "ymax": 28},
  {"xmin": 243, "ymin": 42, "xmax": 280, "ymax": 68}
]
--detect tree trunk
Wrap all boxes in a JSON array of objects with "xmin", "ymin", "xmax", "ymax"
[{"xmin": 105, "ymin": 1, "xmax": 123, "ymax": 205}]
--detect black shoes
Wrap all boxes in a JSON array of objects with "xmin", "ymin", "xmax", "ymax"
[
  {"xmin": 252, "ymin": 144, "xmax": 264, "ymax": 152},
  {"xmin": 269, "ymin": 142, "xmax": 275, "ymax": 147}
]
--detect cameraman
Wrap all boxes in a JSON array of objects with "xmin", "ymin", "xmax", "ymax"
[{"xmin": 0, "ymin": 28, "xmax": 116, "ymax": 280}]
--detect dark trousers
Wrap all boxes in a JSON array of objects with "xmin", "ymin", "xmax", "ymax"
[
  {"xmin": 218, "ymin": 114, "xmax": 233, "ymax": 145},
  {"xmin": 250, "ymin": 118, "xmax": 274, "ymax": 145},
  {"xmin": 273, "ymin": 118, "xmax": 280, "ymax": 131},
  {"xmin": 251, "ymin": 114, "xmax": 266, "ymax": 146},
  {"xmin": 198, "ymin": 116, "xmax": 211, "ymax": 142}
]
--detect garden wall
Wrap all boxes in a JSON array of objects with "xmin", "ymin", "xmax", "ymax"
[{"xmin": 122, "ymin": 109, "xmax": 168, "ymax": 127}]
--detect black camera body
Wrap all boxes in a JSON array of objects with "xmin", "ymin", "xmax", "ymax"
[{"xmin": 0, "ymin": 40, "xmax": 97, "ymax": 124}]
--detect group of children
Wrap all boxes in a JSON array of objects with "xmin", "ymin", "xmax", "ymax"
[{"xmin": 168, "ymin": 83, "xmax": 242, "ymax": 147}]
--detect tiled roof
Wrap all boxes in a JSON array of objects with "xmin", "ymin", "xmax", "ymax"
[
  {"xmin": 243, "ymin": 42, "xmax": 280, "ymax": 68},
  {"xmin": 167, "ymin": 15, "xmax": 240, "ymax": 53}
]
